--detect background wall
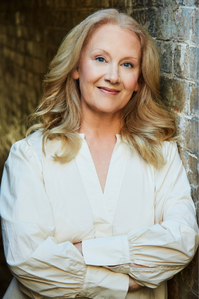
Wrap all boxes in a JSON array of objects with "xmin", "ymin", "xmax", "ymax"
[{"xmin": 0, "ymin": 0, "xmax": 198, "ymax": 298}]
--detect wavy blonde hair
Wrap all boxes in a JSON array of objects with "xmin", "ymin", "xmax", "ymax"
[{"xmin": 28, "ymin": 8, "xmax": 176, "ymax": 168}]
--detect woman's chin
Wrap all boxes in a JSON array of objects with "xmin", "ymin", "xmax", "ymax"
[
  {"xmin": 89, "ymin": 104, "xmax": 122, "ymax": 115},
  {"xmin": 95, "ymin": 108, "xmax": 121, "ymax": 116}
]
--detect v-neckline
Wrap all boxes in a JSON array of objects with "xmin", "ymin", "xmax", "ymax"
[
  {"xmin": 75, "ymin": 133, "xmax": 129, "ymax": 233},
  {"xmin": 80, "ymin": 133, "xmax": 120, "ymax": 195}
]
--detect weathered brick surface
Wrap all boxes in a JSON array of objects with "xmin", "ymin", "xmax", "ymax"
[
  {"xmin": 173, "ymin": 44, "xmax": 199, "ymax": 81},
  {"xmin": 174, "ymin": 44, "xmax": 190, "ymax": 78},
  {"xmin": 176, "ymin": 7, "xmax": 194, "ymax": 41},
  {"xmin": 177, "ymin": 0, "xmax": 198, "ymax": 5},
  {"xmin": 178, "ymin": 117, "xmax": 199, "ymax": 156},
  {"xmin": 157, "ymin": 41, "xmax": 173, "ymax": 73},
  {"xmin": 160, "ymin": 76, "xmax": 189, "ymax": 112},
  {"xmin": 192, "ymin": 8, "xmax": 199, "ymax": 43},
  {"xmin": 190, "ymin": 82, "xmax": 199, "ymax": 116},
  {"xmin": 0, "ymin": 0, "xmax": 198, "ymax": 298}
]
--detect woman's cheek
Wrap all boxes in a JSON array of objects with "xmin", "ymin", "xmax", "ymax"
[
  {"xmin": 125, "ymin": 77, "xmax": 138, "ymax": 91},
  {"xmin": 85, "ymin": 66, "xmax": 101, "ymax": 82}
]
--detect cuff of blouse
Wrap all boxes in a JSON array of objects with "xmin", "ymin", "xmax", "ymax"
[
  {"xmin": 79, "ymin": 265, "xmax": 129, "ymax": 299},
  {"xmin": 82, "ymin": 235, "xmax": 130, "ymax": 266}
]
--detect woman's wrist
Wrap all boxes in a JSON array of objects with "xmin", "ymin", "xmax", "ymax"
[{"xmin": 73, "ymin": 242, "xmax": 83, "ymax": 256}]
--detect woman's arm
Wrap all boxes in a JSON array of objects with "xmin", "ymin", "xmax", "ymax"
[
  {"xmin": 0, "ymin": 138, "xmax": 129, "ymax": 299},
  {"xmin": 74, "ymin": 242, "xmax": 145, "ymax": 292},
  {"xmin": 79, "ymin": 142, "xmax": 199, "ymax": 288}
]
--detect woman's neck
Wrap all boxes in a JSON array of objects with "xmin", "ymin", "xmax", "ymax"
[{"xmin": 79, "ymin": 104, "xmax": 122, "ymax": 138}]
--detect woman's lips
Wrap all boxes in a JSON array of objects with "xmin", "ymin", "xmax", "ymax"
[{"xmin": 97, "ymin": 86, "xmax": 120, "ymax": 95}]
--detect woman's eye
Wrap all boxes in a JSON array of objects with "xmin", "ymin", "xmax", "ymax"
[
  {"xmin": 96, "ymin": 57, "xmax": 105, "ymax": 63},
  {"xmin": 123, "ymin": 62, "xmax": 133, "ymax": 68}
]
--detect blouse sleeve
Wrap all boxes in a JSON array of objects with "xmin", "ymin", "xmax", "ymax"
[
  {"xmin": 82, "ymin": 142, "xmax": 199, "ymax": 288},
  {"xmin": 0, "ymin": 139, "xmax": 129, "ymax": 299}
]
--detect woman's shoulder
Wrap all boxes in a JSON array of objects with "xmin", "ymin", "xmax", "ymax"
[
  {"xmin": 9, "ymin": 130, "xmax": 63, "ymax": 165},
  {"xmin": 11, "ymin": 130, "xmax": 43, "ymax": 152},
  {"xmin": 154, "ymin": 140, "xmax": 183, "ymax": 177},
  {"xmin": 152, "ymin": 141, "xmax": 180, "ymax": 175},
  {"xmin": 8, "ymin": 130, "xmax": 44, "ymax": 167},
  {"xmin": 162, "ymin": 140, "xmax": 178, "ymax": 160}
]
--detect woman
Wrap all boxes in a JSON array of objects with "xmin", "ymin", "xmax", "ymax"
[{"xmin": 0, "ymin": 8, "xmax": 198, "ymax": 299}]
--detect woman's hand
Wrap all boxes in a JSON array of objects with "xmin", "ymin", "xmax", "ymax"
[
  {"xmin": 73, "ymin": 242, "xmax": 83, "ymax": 256},
  {"xmin": 128, "ymin": 263, "xmax": 153, "ymax": 291},
  {"xmin": 128, "ymin": 276, "xmax": 143, "ymax": 292},
  {"xmin": 73, "ymin": 242, "xmax": 147, "ymax": 292}
]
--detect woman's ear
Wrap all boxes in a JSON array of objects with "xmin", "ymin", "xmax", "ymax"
[{"xmin": 72, "ymin": 69, "xmax": 79, "ymax": 80}]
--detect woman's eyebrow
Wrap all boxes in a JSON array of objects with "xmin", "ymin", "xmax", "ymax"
[
  {"xmin": 91, "ymin": 48, "xmax": 139, "ymax": 61},
  {"xmin": 91, "ymin": 48, "xmax": 109, "ymax": 55},
  {"xmin": 122, "ymin": 56, "xmax": 139, "ymax": 61}
]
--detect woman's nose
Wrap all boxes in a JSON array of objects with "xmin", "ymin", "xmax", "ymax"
[{"xmin": 104, "ymin": 64, "xmax": 120, "ymax": 84}]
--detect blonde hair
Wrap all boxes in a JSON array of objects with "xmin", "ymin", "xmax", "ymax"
[{"xmin": 28, "ymin": 8, "xmax": 176, "ymax": 168}]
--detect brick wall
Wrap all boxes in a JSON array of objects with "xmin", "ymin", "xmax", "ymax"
[
  {"xmin": 0, "ymin": 0, "xmax": 198, "ymax": 298},
  {"xmin": 129, "ymin": 2, "xmax": 199, "ymax": 296}
]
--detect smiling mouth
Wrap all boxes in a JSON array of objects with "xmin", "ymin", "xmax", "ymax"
[{"xmin": 97, "ymin": 87, "xmax": 120, "ymax": 95}]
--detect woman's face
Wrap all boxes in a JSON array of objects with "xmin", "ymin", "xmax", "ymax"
[{"xmin": 73, "ymin": 24, "xmax": 141, "ymax": 116}]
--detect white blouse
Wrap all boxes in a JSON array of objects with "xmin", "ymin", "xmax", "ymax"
[{"xmin": 0, "ymin": 131, "xmax": 198, "ymax": 299}]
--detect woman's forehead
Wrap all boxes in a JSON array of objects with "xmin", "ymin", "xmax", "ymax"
[{"xmin": 84, "ymin": 24, "xmax": 141, "ymax": 61}]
